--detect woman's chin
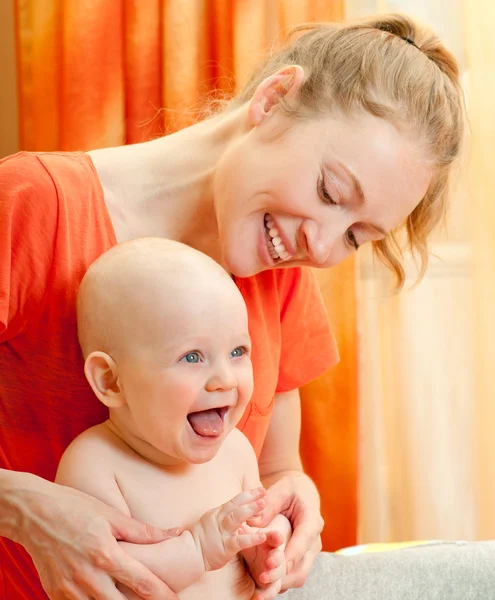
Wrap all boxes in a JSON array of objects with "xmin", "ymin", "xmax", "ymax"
[
  {"xmin": 227, "ymin": 242, "xmax": 273, "ymax": 277},
  {"xmin": 225, "ymin": 257, "xmax": 261, "ymax": 279}
]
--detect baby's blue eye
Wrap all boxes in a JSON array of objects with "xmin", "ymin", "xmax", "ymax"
[
  {"xmin": 230, "ymin": 347, "xmax": 245, "ymax": 358},
  {"xmin": 182, "ymin": 352, "xmax": 200, "ymax": 363}
]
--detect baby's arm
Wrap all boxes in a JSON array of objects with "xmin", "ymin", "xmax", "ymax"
[
  {"xmin": 56, "ymin": 429, "xmax": 267, "ymax": 594},
  {"xmin": 118, "ymin": 487, "xmax": 268, "ymax": 593},
  {"xmin": 232, "ymin": 430, "xmax": 292, "ymax": 600}
]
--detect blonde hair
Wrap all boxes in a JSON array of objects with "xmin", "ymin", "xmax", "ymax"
[{"xmin": 231, "ymin": 14, "xmax": 466, "ymax": 289}]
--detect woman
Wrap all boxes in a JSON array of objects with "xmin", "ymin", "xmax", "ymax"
[{"xmin": 0, "ymin": 13, "xmax": 464, "ymax": 600}]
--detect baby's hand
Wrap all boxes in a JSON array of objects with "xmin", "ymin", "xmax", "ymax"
[
  {"xmin": 242, "ymin": 514, "xmax": 292, "ymax": 600},
  {"xmin": 190, "ymin": 488, "xmax": 268, "ymax": 572}
]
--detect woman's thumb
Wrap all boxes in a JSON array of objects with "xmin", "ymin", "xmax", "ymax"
[
  {"xmin": 113, "ymin": 514, "xmax": 182, "ymax": 544},
  {"xmin": 246, "ymin": 491, "xmax": 283, "ymax": 528}
]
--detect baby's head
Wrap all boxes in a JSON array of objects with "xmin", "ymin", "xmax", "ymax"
[{"xmin": 77, "ymin": 238, "xmax": 253, "ymax": 465}]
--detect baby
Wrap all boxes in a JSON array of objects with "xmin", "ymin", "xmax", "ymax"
[{"xmin": 56, "ymin": 238, "xmax": 291, "ymax": 600}]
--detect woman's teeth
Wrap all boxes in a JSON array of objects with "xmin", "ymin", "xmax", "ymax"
[{"xmin": 265, "ymin": 215, "xmax": 290, "ymax": 261}]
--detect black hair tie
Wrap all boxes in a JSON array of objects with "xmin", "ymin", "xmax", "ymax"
[{"xmin": 401, "ymin": 36, "xmax": 420, "ymax": 51}]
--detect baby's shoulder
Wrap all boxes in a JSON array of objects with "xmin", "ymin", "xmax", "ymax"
[
  {"xmin": 59, "ymin": 421, "xmax": 129, "ymax": 472},
  {"xmin": 56, "ymin": 422, "xmax": 135, "ymax": 515},
  {"xmin": 218, "ymin": 428, "xmax": 257, "ymax": 466}
]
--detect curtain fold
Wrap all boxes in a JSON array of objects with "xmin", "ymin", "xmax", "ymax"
[
  {"xmin": 14, "ymin": 0, "xmax": 355, "ymax": 551},
  {"xmin": 349, "ymin": 0, "xmax": 477, "ymax": 545},
  {"xmin": 300, "ymin": 263, "xmax": 358, "ymax": 550},
  {"xmin": 124, "ymin": 1, "xmax": 162, "ymax": 143},
  {"xmin": 465, "ymin": 0, "xmax": 495, "ymax": 540}
]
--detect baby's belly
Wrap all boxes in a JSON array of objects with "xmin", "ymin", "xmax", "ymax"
[{"xmin": 178, "ymin": 556, "xmax": 254, "ymax": 600}]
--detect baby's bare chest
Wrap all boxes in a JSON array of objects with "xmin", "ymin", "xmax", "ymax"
[{"xmin": 113, "ymin": 456, "xmax": 243, "ymax": 529}]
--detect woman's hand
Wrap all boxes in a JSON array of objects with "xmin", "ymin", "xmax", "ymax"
[
  {"xmin": 248, "ymin": 472, "xmax": 323, "ymax": 592},
  {"xmin": 5, "ymin": 472, "xmax": 180, "ymax": 599}
]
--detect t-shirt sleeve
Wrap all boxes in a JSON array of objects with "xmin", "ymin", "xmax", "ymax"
[
  {"xmin": 276, "ymin": 267, "xmax": 339, "ymax": 393},
  {"xmin": 0, "ymin": 153, "xmax": 57, "ymax": 343}
]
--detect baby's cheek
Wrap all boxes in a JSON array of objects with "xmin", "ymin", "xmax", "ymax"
[{"xmin": 239, "ymin": 370, "xmax": 255, "ymax": 403}]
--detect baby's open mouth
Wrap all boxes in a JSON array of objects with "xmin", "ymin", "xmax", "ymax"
[
  {"xmin": 187, "ymin": 406, "xmax": 229, "ymax": 437},
  {"xmin": 264, "ymin": 214, "xmax": 290, "ymax": 262}
]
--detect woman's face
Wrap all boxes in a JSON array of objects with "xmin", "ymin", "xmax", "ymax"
[{"xmin": 214, "ymin": 109, "xmax": 432, "ymax": 278}]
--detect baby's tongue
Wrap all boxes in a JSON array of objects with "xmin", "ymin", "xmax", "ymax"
[{"xmin": 188, "ymin": 409, "xmax": 224, "ymax": 437}]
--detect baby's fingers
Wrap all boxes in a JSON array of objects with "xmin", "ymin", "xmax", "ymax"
[
  {"xmin": 225, "ymin": 531, "xmax": 266, "ymax": 555},
  {"xmin": 221, "ymin": 488, "xmax": 266, "ymax": 533}
]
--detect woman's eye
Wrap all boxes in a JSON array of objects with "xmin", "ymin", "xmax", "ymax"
[
  {"xmin": 319, "ymin": 177, "xmax": 337, "ymax": 206},
  {"xmin": 346, "ymin": 229, "xmax": 359, "ymax": 251},
  {"xmin": 181, "ymin": 352, "xmax": 201, "ymax": 363},
  {"xmin": 230, "ymin": 347, "xmax": 248, "ymax": 358}
]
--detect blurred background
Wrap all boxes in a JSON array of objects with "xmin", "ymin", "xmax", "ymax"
[{"xmin": 0, "ymin": 0, "xmax": 493, "ymax": 552}]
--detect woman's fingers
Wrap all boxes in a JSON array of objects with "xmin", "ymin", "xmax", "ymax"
[
  {"xmin": 254, "ymin": 578, "xmax": 283, "ymax": 600},
  {"xmin": 284, "ymin": 516, "xmax": 322, "ymax": 568},
  {"xmin": 110, "ymin": 512, "xmax": 182, "ymax": 545},
  {"xmin": 109, "ymin": 550, "xmax": 179, "ymax": 599},
  {"xmin": 280, "ymin": 537, "xmax": 321, "ymax": 591},
  {"xmin": 82, "ymin": 575, "xmax": 128, "ymax": 600},
  {"xmin": 248, "ymin": 482, "xmax": 290, "ymax": 528},
  {"xmin": 19, "ymin": 479, "xmax": 181, "ymax": 600}
]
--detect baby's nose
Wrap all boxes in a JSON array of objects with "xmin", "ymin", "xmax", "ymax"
[{"xmin": 205, "ymin": 361, "xmax": 237, "ymax": 391}]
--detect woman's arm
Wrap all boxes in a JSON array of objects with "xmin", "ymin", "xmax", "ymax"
[
  {"xmin": 253, "ymin": 389, "xmax": 324, "ymax": 592},
  {"xmin": 257, "ymin": 389, "xmax": 304, "ymax": 479},
  {"xmin": 0, "ymin": 468, "xmax": 179, "ymax": 600}
]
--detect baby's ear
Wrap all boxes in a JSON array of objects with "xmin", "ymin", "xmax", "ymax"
[{"xmin": 84, "ymin": 351, "xmax": 125, "ymax": 408}]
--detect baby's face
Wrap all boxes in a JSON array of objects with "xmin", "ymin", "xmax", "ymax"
[{"xmin": 115, "ymin": 282, "xmax": 253, "ymax": 465}]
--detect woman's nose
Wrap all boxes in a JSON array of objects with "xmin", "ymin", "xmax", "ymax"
[{"xmin": 301, "ymin": 219, "xmax": 342, "ymax": 266}]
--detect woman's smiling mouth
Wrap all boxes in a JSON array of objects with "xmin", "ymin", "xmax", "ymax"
[{"xmin": 264, "ymin": 214, "xmax": 291, "ymax": 262}]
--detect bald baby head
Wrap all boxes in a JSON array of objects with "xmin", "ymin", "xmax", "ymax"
[{"xmin": 77, "ymin": 238, "xmax": 247, "ymax": 359}]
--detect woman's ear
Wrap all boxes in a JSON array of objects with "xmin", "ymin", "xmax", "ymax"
[
  {"xmin": 84, "ymin": 351, "xmax": 125, "ymax": 409},
  {"xmin": 248, "ymin": 65, "xmax": 305, "ymax": 125}
]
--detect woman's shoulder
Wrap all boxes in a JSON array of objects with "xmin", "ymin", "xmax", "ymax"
[
  {"xmin": 0, "ymin": 149, "xmax": 93, "ymax": 176},
  {"xmin": 0, "ymin": 151, "xmax": 54, "ymax": 199},
  {"xmin": 0, "ymin": 152, "xmax": 60, "ymax": 242},
  {"xmin": 0, "ymin": 150, "xmax": 113, "ymax": 249},
  {"xmin": 237, "ymin": 267, "xmax": 320, "ymax": 308},
  {"xmin": 0, "ymin": 151, "xmax": 115, "ymax": 341},
  {"xmin": 0, "ymin": 151, "xmax": 98, "ymax": 208},
  {"xmin": 237, "ymin": 266, "xmax": 304, "ymax": 289}
]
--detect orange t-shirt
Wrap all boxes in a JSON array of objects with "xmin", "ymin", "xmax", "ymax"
[{"xmin": 0, "ymin": 151, "xmax": 338, "ymax": 599}]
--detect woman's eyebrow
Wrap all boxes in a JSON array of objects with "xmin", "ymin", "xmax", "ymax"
[{"xmin": 337, "ymin": 160, "xmax": 366, "ymax": 204}]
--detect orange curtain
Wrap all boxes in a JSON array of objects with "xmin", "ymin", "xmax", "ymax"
[
  {"xmin": 300, "ymin": 263, "xmax": 357, "ymax": 551},
  {"xmin": 15, "ymin": 0, "xmax": 354, "ymax": 551}
]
